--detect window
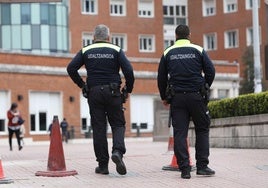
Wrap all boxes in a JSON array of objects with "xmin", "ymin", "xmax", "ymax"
[
  {"xmin": 30, "ymin": 112, "xmax": 48, "ymax": 131},
  {"xmin": 111, "ymin": 34, "xmax": 127, "ymax": 51},
  {"xmin": 110, "ymin": 0, "xmax": 126, "ymax": 16},
  {"xmin": 12, "ymin": 25, "xmax": 21, "ymax": 49},
  {"xmin": 163, "ymin": 5, "xmax": 186, "ymax": 25},
  {"xmin": 32, "ymin": 25, "xmax": 41, "ymax": 49},
  {"xmin": 138, "ymin": 0, "xmax": 154, "ymax": 18},
  {"xmin": 130, "ymin": 95, "xmax": 154, "ymax": 132},
  {"xmin": 82, "ymin": 32, "xmax": 93, "ymax": 47},
  {"xmin": 246, "ymin": 0, "xmax": 253, "ymax": 9},
  {"xmin": 31, "ymin": 4, "xmax": 40, "ymax": 24},
  {"xmin": 202, "ymin": 0, "xmax": 216, "ymax": 16},
  {"xmin": 0, "ymin": 91, "xmax": 9, "ymax": 134},
  {"xmin": 246, "ymin": 27, "xmax": 261, "ymax": 46},
  {"xmin": 0, "ymin": 3, "xmax": 68, "ymax": 53},
  {"xmin": 11, "ymin": 4, "xmax": 20, "ymax": 24},
  {"xmin": 223, "ymin": 0, "xmax": 237, "ymax": 13},
  {"xmin": 40, "ymin": 4, "xmax": 49, "ymax": 24},
  {"xmin": 39, "ymin": 112, "xmax": 47, "ymax": 131},
  {"xmin": 204, "ymin": 33, "xmax": 217, "ymax": 51},
  {"xmin": 81, "ymin": 118, "xmax": 87, "ymax": 131},
  {"xmin": 1, "ymin": 4, "xmax": 11, "ymax": 25},
  {"xmin": 30, "ymin": 114, "xmax": 36, "ymax": 131},
  {"xmin": 29, "ymin": 92, "xmax": 62, "ymax": 133},
  {"xmin": 2, "ymin": 25, "xmax": 11, "ymax": 49},
  {"xmin": 21, "ymin": 25, "xmax": 31, "ymax": 51},
  {"xmin": 247, "ymin": 28, "xmax": 253, "ymax": 46},
  {"xmin": 21, "ymin": 3, "xmax": 31, "ymax": 24},
  {"xmin": 80, "ymin": 93, "xmax": 91, "ymax": 133},
  {"xmin": 82, "ymin": 0, "xmax": 98, "ymax": 14},
  {"xmin": 48, "ymin": 5, "xmax": 56, "ymax": 25},
  {"xmin": 40, "ymin": 4, "xmax": 56, "ymax": 25},
  {"xmin": 218, "ymin": 89, "xmax": 229, "ymax": 99},
  {"xmin": 139, "ymin": 35, "xmax": 155, "ymax": 52},
  {"xmin": 224, "ymin": 30, "xmax": 238, "ymax": 48},
  {"xmin": 49, "ymin": 26, "xmax": 57, "ymax": 52},
  {"xmin": 0, "ymin": 120, "xmax": 5, "ymax": 132},
  {"xmin": 245, "ymin": 0, "xmax": 260, "ymax": 9},
  {"xmin": 164, "ymin": 38, "xmax": 174, "ymax": 49}
]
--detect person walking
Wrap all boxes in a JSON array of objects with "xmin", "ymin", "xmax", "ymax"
[
  {"xmin": 48, "ymin": 121, "xmax": 53, "ymax": 137},
  {"xmin": 7, "ymin": 103, "xmax": 23, "ymax": 151},
  {"xmin": 60, "ymin": 118, "xmax": 69, "ymax": 143},
  {"xmin": 67, "ymin": 24, "xmax": 134, "ymax": 175},
  {"xmin": 157, "ymin": 25, "xmax": 216, "ymax": 179}
]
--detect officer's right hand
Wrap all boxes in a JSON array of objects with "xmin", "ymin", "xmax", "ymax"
[
  {"xmin": 121, "ymin": 86, "xmax": 128, "ymax": 103},
  {"xmin": 162, "ymin": 100, "xmax": 170, "ymax": 108},
  {"xmin": 82, "ymin": 84, "xmax": 89, "ymax": 98}
]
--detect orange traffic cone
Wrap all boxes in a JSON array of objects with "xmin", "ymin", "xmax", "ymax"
[
  {"xmin": 35, "ymin": 116, "xmax": 78, "ymax": 177},
  {"xmin": 0, "ymin": 157, "xmax": 14, "ymax": 184},
  {"xmin": 162, "ymin": 137, "xmax": 194, "ymax": 171},
  {"xmin": 167, "ymin": 127, "xmax": 174, "ymax": 152},
  {"xmin": 162, "ymin": 154, "xmax": 178, "ymax": 171}
]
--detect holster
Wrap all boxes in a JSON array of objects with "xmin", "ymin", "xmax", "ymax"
[
  {"xmin": 82, "ymin": 84, "xmax": 89, "ymax": 98},
  {"xmin": 109, "ymin": 83, "xmax": 121, "ymax": 97},
  {"xmin": 200, "ymin": 83, "xmax": 210, "ymax": 105},
  {"xmin": 165, "ymin": 84, "xmax": 175, "ymax": 104}
]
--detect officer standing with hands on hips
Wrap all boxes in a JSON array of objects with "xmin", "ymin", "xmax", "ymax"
[
  {"xmin": 157, "ymin": 25, "xmax": 215, "ymax": 179},
  {"xmin": 67, "ymin": 24, "xmax": 134, "ymax": 175}
]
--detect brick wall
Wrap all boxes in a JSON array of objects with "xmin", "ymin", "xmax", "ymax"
[{"xmin": 188, "ymin": 0, "xmax": 268, "ymax": 88}]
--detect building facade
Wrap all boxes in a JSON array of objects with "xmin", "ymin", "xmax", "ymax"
[
  {"xmin": 188, "ymin": 0, "xmax": 268, "ymax": 90},
  {"xmin": 0, "ymin": 0, "xmax": 239, "ymax": 141}
]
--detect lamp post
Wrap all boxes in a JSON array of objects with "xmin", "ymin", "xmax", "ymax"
[{"xmin": 252, "ymin": 0, "xmax": 262, "ymax": 93}]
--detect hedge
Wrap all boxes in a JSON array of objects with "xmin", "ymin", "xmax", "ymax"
[{"xmin": 208, "ymin": 91, "xmax": 268, "ymax": 119}]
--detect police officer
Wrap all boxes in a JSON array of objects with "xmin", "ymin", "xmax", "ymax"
[
  {"xmin": 67, "ymin": 24, "xmax": 134, "ymax": 175},
  {"xmin": 157, "ymin": 25, "xmax": 215, "ymax": 179}
]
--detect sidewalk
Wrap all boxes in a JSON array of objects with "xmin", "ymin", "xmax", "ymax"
[{"xmin": 0, "ymin": 138, "xmax": 268, "ymax": 188}]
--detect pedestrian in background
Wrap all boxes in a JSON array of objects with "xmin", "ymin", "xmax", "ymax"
[
  {"xmin": 7, "ymin": 103, "xmax": 23, "ymax": 151},
  {"xmin": 48, "ymin": 120, "xmax": 53, "ymax": 137},
  {"xmin": 157, "ymin": 25, "xmax": 215, "ymax": 179},
  {"xmin": 67, "ymin": 24, "xmax": 134, "ymax": 175},
  {"xmin": 60, "ymin": 118, "xmax": 69, "ymax": 143}
]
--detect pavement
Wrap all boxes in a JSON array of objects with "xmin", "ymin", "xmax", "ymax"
[{"xmin": 0, "ymin": 137, "xmax": 268, "ymax": 188}]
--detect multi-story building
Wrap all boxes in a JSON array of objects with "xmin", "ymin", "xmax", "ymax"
[
  {"xmin": 188, "ymin": 0, "xmax": 268, "ymax": 91},
  {"xmin": 0, "ymin": 0, "xmax": 163, "ymax": 141},
  {"xmin": 0, "ymin": 0, "xmax": 239, "ymax": 141}
]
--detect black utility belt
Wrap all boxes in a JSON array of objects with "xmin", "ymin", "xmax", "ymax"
[
  {"xmin": 90, "ymin": 85, "xmax": 110, "ymax": 91},
  {"xmin": 90, "ymin": 83, "xmax": 120, "ymax": 90},
  {"xmin": 175, "ymin": 91, "xmax": 200, "ymax": 94},
  {"xmin": 90, "ymin": 83, "xmax": 121, "ymax": 97}
]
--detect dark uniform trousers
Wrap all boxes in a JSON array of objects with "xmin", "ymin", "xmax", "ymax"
[
  {"xmin": 171, "ymin": 92, "xmax": 210, "ymax": 170},
  {"xmin": 88, "ymin": 85, "xmax": 126, "ymax": 168}
]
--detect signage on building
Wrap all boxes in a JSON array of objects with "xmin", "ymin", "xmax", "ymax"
[{"xmin": 0, "ymin": 0, "xmax": 61, "ymax": 2}]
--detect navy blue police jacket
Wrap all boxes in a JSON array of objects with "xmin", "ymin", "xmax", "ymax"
[
  {"xmin": 157, "ymin": 39, "xmax": 215, "ymax": 100},
  {"xmin": 67, "ymin": 41, "xmax": 134, "ymax": 93}
]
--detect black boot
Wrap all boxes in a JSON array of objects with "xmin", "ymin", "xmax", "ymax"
[
  {"xmin": 181, "ymin": 166, "xmax": 191, "ymax": 179},
  {"xmin": 95, "ymin": 166, "xmax": 109, "ymax": 175},
  {"xmin": 197, "ymin": 167, "xmax": 215, "ymax": 176},
  {"xmin": 111, "ymin": 151, "xmax": 127, "ymax": 175}
]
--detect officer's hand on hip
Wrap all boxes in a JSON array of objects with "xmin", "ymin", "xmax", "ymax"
[{"xmin": 82, "ymin": 84, "xmax": 89, "ymax": 98}]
